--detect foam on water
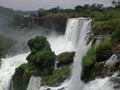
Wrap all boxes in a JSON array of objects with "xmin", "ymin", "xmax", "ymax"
[{"xmin": 0, "ymin": 53, "xmax": 28, "ymax": 90}]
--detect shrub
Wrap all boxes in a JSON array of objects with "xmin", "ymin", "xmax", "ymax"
[
  {"xmin": 81, "ymin": 47, "xmax": 96, "ymax": 82},
  {"xmin": 57, "ymin": 52, "xmax": 74, "ymax": 67},
  {"xmin": 82, "ymin": 47, "xmax": 96, "ymax": 67},
  {"xmin": 92, "ymin": 21, "xmax": 104, "ymax": 35},
  {"xmin": 13, "ymin": 63, "xmax": 37, "ymax": 90},
  {"xmin": 96, "ymin": 39, "xmax": 113, "ymax": 62},
  {"xmin": 27, "ymin": 36, "xmax": 51, "ymax": 53},
  {"xmin": 41, "ymin": 66, "xmax": 70, "ymax": 86}
]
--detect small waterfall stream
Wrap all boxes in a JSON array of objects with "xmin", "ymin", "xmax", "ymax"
[
  {"xmin": 67, "ymin": 19, "xmax": 91, "ymax": 90},
  {"xmin": 27, "ymin": 76, "xmax": 41, "ymax": 90}
]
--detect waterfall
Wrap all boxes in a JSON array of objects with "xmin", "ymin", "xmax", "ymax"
[
  {"xmin": 38, "ymin": 17, "xmax": 92, "ymax": 90},
  {"xmin": 0, "ymin": 53, "xmax": 28, "ymax": 90},
  {"xmin": 0, "ymin": 17, "xmax": 117, "ymax": 90},
  {"xmin": 66, "ymin": 18, "xmax": 91, "ymax": 90},
  {"xmin": 27, "ymin": 76, "xmax": 41, "ymax": 90}
]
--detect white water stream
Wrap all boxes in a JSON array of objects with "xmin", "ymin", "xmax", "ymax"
[
  {"xmin": 0, "ymin": 53, "xmax": 28, "ymax": 90},
  {"xmin": 0, "ymin": 18, "xmax": 117, "ymax": 90}
]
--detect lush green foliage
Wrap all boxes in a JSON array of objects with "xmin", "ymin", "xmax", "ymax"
[
  {"xmin": 92, "ymin": 21, "xmax": 104, "ymax": 35},
  {"xmin": 27, "ymin": 36, "xmax": 51, "ymax": 53},
  {"xmin": 96, "ymin": 39, "xmax": 113, "ymax": 62},
  {"xmin": 7, "ymin": 2, "xmax": 120, "ymax": 85},
  {"xmin": 13, "ymin": 63, "xmax": 37, "ymax": 90},
  {"xmin": 13, "ymin": 35, "xmax": 74, "ymax": 89},
  {"xmin": 26, "ymin": 36, "xmax": 56, "ymax": 75},
  {"xmin": 82, "ymin": 47, "xmax": 96, "ymax": 67},
  {"xmin": 13, "ymin": 36, "xmax": 56, "ymax": 90},
  {"xmin": 81, "ymin": 47, "xmax": 96, "ymax": 82},
  {"xmin": 41, "ymin": 66, "xmax": 70, "ymax": 86},
  {"xmin": 57, "ymin": 52, "xmax": 74, "ymax": 67}
]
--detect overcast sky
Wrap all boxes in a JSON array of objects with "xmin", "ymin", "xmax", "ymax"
[{"xmin": 0, "ymin": 0, "xmax": 112, "ymax": 10}]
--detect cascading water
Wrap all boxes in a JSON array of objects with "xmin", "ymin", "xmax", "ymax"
[
  {"xmin": 27, "ymin": 76, "xmax": 41, "ymax": 90},
  {"xmin": 0, "ymin": 17, "xmax": 118, "ymax": 90},
  {"xmin": 67, "ymin": 18, "xmax": 91, "ymax": 90},
  {"xmin": 38, "ymin": 18, "xmax": 92, "ymax": 90},
  {"xmin": 0, "ymin": 53, "xmax": 28, "ymax": 90}
]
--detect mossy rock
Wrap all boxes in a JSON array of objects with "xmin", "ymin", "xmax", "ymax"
[
  {"xmin": 41, "ymin": 66, "xmax": 71, "ymax": 86},
  {"xmin": 26, "ymin": 36, "xmax": 56, "ymax": 75},
  {"xmin": 27, "ymin": 36, "xmax": 51, "ymax": 53},
  {"xmin": 81, "ymin": 63, "xmax": 96, "ymax": 83},
  {"xmin": 94, "ymin": 61, "xmax": 106, "ymax": 78},
  {"xmin": 81, "ymin": 47, "xmax": 96, "ymax": 82},
  {"xmin": 27, "ymin": 50, "xmax": 56, "ymax": 75},
  {"xmin": 57, "ymin": 52, "xmax": 75, "ymax": 67},
  {"xmin": 13, "ymin": 36, "xmax": 56, "ymax": 90},
  {"xmin": 96, "ymin": 39, "xmax": 113, "ymax": 62},
  {"xmin": 13, "ymin": 63, "xmax": 37, "ymax": 90}
]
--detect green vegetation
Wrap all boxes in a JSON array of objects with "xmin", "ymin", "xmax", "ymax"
[
  {"xmin": 82, "ymin": 47, "xmax": 96, "ymax": 67},
  {"xmin": 96, "ymin": 39, "xmax": 113, "ymax": 62},
  {"xmin": 92, "ymin": 21, "xmax": 104, "ymax": 35},
  {"xmin": 1, "ymin": 1, "xmax": 119, "ymax": 86},
  {"xmin": 26, "ymin": 36, "xmax": 56, "ymax": 75},
  {"xmin": 12, "ymin": 63, "xmax": 37, "ymax": 90},
  {"xmin": 13, "ymin": 36, "xmax": 56, "ymax": 90},
  {"xmin": 11, "ymin": 2, "xmax": 120, "ymax": 39},
  {"xmin": 81, "ymin": 38, "xmax": 114, "ymax": 82},
  {"xmin": 81, "ymin": 47, "xmax": 96, "ymax": 82},
  {"xmin": 13, "ymin": 36, "xmax": 74, "ymax": 89},
  {"xmin": 57, "ymin": 52, "xmax": 74, "ymax": 67},
  {"xmin": 82, "ymin": 1, "xmax": 120, "ymax": 79},
  {"xmin": 41, "ymin": 66, "xmax": 70, "ymax": 86}
]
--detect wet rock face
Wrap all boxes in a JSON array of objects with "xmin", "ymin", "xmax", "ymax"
[
  {"xmin": 113, "ymin": 85, "xmax": 120, "ymax": 89},
  {"xmin": 110, "ymin": 77, "xmax": 120, "ymax": 89},
  {"xmin": 115, "ymin": 60, "xmax": 120, "ymax": 70},
  {"xmin": 94, "ymin": 61, "xmax": 106, "ymax": 78},
  {"xmin": 117, "ymin": 54, "xmax": 120, "ymax": 60},
  {"xmin": 46, "ymin": 88, "xmax": 51, "ymax": 90},
  {"xmin": 110, "ymin": 77, "xmax": 120, "ymax": 84}
]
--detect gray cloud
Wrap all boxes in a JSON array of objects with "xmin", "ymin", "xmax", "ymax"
[{"xmin": 0, "ymin": 0, "xmax": 112, "ymax": 10}]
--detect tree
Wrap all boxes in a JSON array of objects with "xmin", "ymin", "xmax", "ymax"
[
  {"xmin": 75, "ymin": 5, "xmax": 83, "ymax": 12},
  {"xmin": 112, "ymin": 0, "xmax": 117, "ymax": 7}
]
